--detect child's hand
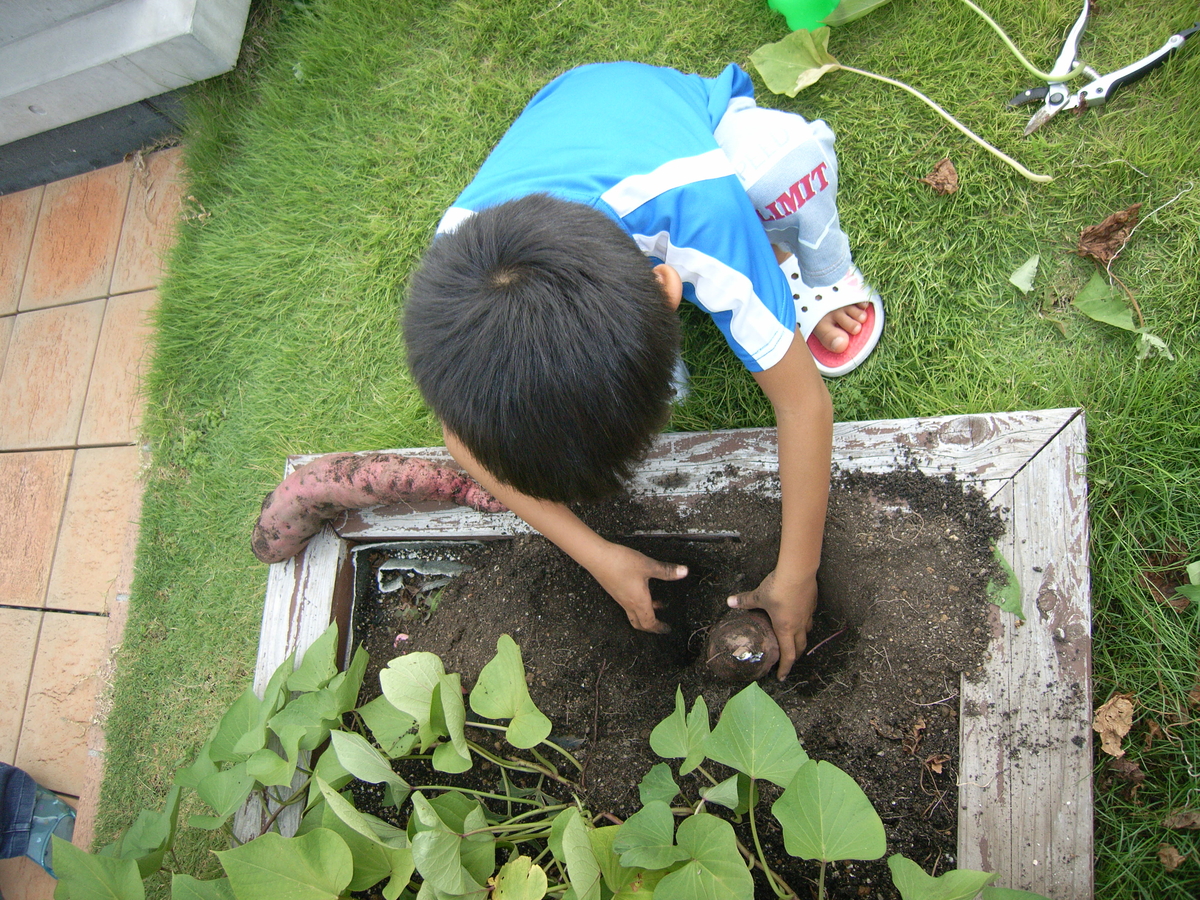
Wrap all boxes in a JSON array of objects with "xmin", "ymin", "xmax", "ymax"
[
  {"xmin": 727, "ymin": 569, "xmax": 816, "ymax": 679},
  {"xmin": 586, "ymin": 543, "xmax": 688, "ymax": 635}
]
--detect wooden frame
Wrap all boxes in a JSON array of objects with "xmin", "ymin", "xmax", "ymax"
[{"xmin": 244, "ymin": 407, "xmax": 1092, "ymax": 898}]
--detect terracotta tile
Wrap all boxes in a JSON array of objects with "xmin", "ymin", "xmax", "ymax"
[
  {"xmin": 15, "ymin": 611, "xmax": 110, "ymax": 796},
  {"xmin": 0, "ymin": 301, "xmax": 105, "ymax": 450},
  {"xmin": 111, "ymin": 147, "xmax": 186, "ymax": 295},
  {"xmin": 19, "ymin": 164, "xmax": 130, "ymax": 310},
  {"xmin": 0, "ymin": 450, "xmax": 73, "ymax": 608},
  {"xmin": 77, "ymin": 290, "xmax": 157, "ymax": 446},
  {"xmin": 0, "ymin": 185, "xmax": 42, "ymax": 314},
  {"xmin": 0, "ymin": 608, "xmax": 42, "ymax": 763},
  {"xmin": 46, "ymin": 446, "xmax": 146, "ymax": 614},
  {"xmin": 0, "ymin": 855, "xmax": 58, "ymax": 900},
  {"xmin": 0, "ymin": 313, "xmax": 13, "ymax": 375}
]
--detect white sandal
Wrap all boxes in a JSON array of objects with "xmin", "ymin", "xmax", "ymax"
[{"xmin": 780, "ymin": 256, "xmax": 884, "ymax": 377}]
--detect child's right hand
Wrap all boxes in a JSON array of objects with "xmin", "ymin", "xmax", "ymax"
[{"xmin": 585, "ymin": 543, "xmax": 688, "ymax": 635}]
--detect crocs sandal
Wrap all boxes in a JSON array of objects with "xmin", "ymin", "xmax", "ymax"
[
  {"xmin": 780, "ymin": 257, "xmax": 884, "ymax": 377},
  {"xmin": 25, "ymin": 786, "xmax": 75, "ymax": 878}
]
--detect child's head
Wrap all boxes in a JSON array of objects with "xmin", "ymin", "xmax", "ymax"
[{"xmin": 405, "ymin": 193, "xmax": 681, "ymax": 503}]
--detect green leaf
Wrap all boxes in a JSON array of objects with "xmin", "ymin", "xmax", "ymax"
[
  {"xmin": 306, "ymin": 785, "xmax": 413, "ymax": 893},
  {"xmin": 409, "ymin": 792, "xmax": 490, "ymax": 896},
  {"xmin": 703, "ymin": 682, "xmax": 808, "ymax": 787},
  {"xmin": 357, "ymin": 695, "xmax": 418, "ymax": 757},
  {"xmin": 288, "ymin": 621, "xmax": 340, "ymax": 692},
  {"xmin": 99, "ymin": 784, "xmax": 181, "ymax": 877},
  {"xmin": 649, "ymin": 688, "xmax": 709, "ymax": 775},
  {"xmin": 654, "ymin": 814, "xmax": 753, "ymax": 900},
  {"xmin": 380, "ymin": 653, "xmax": 446, "ymax": 750},
  {"xmin": 613, "ymin": 800, "xmax": 688, "ymax": 870},
  {"xmin": 982, "ymin": 889, "xmax": 1054, "ymax": 900},
  {"xmin": 750, "ymin": 27, "xmax": 841, "ymax": 98},
  {"xmin": 329, "ymin": 644, "xmax": 369, "ymax": 712},
  {"xmin": 700, "ymin": 775, "xmax": 741, "ymax": 811},
  {"xmin": 1177, "ymin": 584, "xmax": 1200, "ymax": 604},
  {"xmin": 431, "ymin": 674, "xmax": 472, "ymax": 773},
  {"xmin": 888, "ymin": 854, "xmax": 995, "ymax": 900},
  {"xmin": 1072, "ymin": 272, "xmax": 1137, "ymax": 332},
  {"xmin": 315, "ymin": 777, "xmax": 409, "ymax": 849},
  {"xmin": 51, "ymin": 837, "xmax": 146, "ymax": 900},
  {"xmin": 328, "ymin": 729, "xmax": 409, "ymax": 799},
  {"xmin": 772, "ymin": 759, "xmax": 886, "ymax": 861},
  {"xmin": 245, "ymin": 748, "xmax": 296, "ymax": 787},
  {"xmin": 1008, "ymin": 255, "xmax": 1039, "ymax": 293},
  {"xmin": 986, "ymin": 546, "xmax": 1023, "ymax": 618},
  {"xmin": 174, "ymin": 738, "xmax": 218, "ymax": 789},
  {"xmin": 1136, "ymin": 332, "xmax": 1174, "ymax": 361},
  {"xmin": 193, "ymin": 762, "xmax": 255, "ymax": 826},
  {"xmin": 1187, "ymin": 561, "xmax": 1200, "ymax": 585},
  {"xmin": 589, "ymin": 826, "xmax": 667, "ymax": 899},
  {"xmin": 469, "ymin": 635, "xmax": 552, "ymax": 749},
  {"xmin": 209, "ymin": 687, "xmax": 265, "ymax": 763},
  {"xmin": 492, "ymin": 856, "xmax": 548, "ymax": 900},
  {"xmin": 170, "ymin": 874, "xmax": 236, "ymax": 900},
  {"xmin": 638, "ymin": 763, "xmax": 680, "ymax": 807},
  {"xmin": 217, "ymin": 828, "xmax": 353, "ymax": 900},
  {"xmin": 267, "ymin": 687, "xmax": 343, "ymax": 757},
  {"xmin": 823, "ymin": 0, "xmax": 895, "ymax": 27},
  {"xmin": 557, "ymin": 807, "xmax": 602, "ymax": 900}
]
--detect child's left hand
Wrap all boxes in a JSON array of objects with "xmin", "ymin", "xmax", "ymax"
[{"xmin": 727, "ymin": 569, "xmax": 817, "ymax": 679}]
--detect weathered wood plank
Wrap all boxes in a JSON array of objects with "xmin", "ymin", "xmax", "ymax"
[
  {"xmin": 250, "ymin": 408, "xmax": 1092, "ymax": 890},
  {"xmin": 325, "ymin": 409, "xmax": 1078, "ymax": 541},
  {"xmin": 958, "ymin": 412, "xmax": 1091, "ymax": 897},
  {"xmin": 233, "ymin": 525, "xmax": 350, "ymax": 842}
]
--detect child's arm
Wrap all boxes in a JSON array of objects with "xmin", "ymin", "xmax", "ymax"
[
  {"xmin": 443, "ymin": 430, "xmax": 688, "ymax": 634},
  {"xmin": 729, "ymin": 334, "xmax": 833, "ymax": 679}
]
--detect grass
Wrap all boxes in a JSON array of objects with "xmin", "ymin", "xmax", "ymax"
[{"xmin": 96, "ymin": 0, "xmax": 1200, "ymax": 895}]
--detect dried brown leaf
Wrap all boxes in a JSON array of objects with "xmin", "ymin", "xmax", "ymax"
[
  {"xmin": 1094, "ymin": 693, "xmax": 1136, "ymax": 757},
  {"xmin": 1077, "ymin": 203, "xmax": 1143, "ymax": 265},
  {"xmin": 902, "ymin": 716, "xmax": 927, "ymax": 755},
  {"xmin": 1144, "ymin": 718, "xmax": 1164, "ymax": 750},
  {"xmin": 1158, "ymin": 843, "xmax": 1187, "ymax": 871},
  {"xmin": 1163, "ymin": 810, "xmax": 1200, "ymax": 830},
  {"xmin": 870, "ymin": 716, "xmax": 903, "ymax": 741},
  {"xmin": 924, "ymin": 753, "xmax": 952, "ymax": 774},
  {"xmin": 920, "ymin": 157, "xmax": 959, "ymax": 195}
]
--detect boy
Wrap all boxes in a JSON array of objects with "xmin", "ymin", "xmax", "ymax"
[{"xmin": 404, "ymin": 62, "xmax": 883, "ymax": 679}]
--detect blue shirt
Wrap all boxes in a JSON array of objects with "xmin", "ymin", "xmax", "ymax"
[{"xmin": 437, "ymin": 62, "xmax": 796, "ymax": 372}]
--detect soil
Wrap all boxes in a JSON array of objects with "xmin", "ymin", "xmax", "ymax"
[{"xmin": 352, "ymin": 468, "xmax": 1007, "ymax": 900}]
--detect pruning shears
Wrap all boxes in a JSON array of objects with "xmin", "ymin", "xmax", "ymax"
[{"xmin": 1008, "ymin": 0, "xmax": 1199, "ymax": 136}]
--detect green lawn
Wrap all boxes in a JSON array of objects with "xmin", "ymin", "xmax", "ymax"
[{"xmin": 98, "ymin": 0, "xmax": 1200, "ymax": 895}]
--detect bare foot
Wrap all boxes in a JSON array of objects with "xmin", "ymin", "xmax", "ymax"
[{"xmin": 811, "ymin": 303, "xmax": 869, "ymax": 353}]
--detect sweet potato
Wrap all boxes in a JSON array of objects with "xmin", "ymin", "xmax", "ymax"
[
  {"xmin": 252, "ymin": 453, "xmax": 505, "ymax": 563},
  {"xmin": 705, "ymin": 609, "xmax": 780, "ymax": 682}
]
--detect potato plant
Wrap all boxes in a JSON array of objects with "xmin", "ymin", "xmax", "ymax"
[{"xmin": 52, "ymin": 626, "xmax": 1050, "ymax": 900}]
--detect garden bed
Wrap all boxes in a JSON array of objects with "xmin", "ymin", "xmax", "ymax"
[{"xmin": 241, "ymin": 409, "xmax": 1093, "ymax": 899}]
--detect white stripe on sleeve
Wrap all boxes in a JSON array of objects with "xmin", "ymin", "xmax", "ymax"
[
  {"xmin": 632, "ymin": 231, "xmax": 793, "ymax": 371},
  {"xmin": 602, "ymin": 149, "xmax": 735, "ymax": 217}
]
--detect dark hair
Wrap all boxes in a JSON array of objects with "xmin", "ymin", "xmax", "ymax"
[{"xmin": 404, "ymin": 193, "xmax": 680, "ymax": 502}]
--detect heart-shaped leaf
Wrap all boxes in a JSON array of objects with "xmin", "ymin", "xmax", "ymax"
[
  {"xmin": 613, "ymin": 800, "xmax": 688, "ymax": 870},
  {"xmin": 703, "ymin": 682, "xmax": 808, "ymax": 787},
  {"xmin": 654, "ymin": 813, "xmax": 753, "ymax": 900},
  {"xmin": 750, "ymin": 27, "xmax": 841, "ymax": 97},
  {"xmin": 469, "ymin": 635, "xmax": 552, "ymax": 749},
  {"xmin": 216, "ymin": 828, "xmax": 353, "ymax": 900},
  {"xmin": 772, "ymin": 759, "xmax": 886, "ymax": 861},
  {"xmin": 888, "ymin": 854, "xmax": 995, "ymax": 900},
  {"xmin": 650, "ymin": 687, "xmax": 709, "ymax": 775}
]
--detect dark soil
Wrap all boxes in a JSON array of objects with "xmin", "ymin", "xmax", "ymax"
[{"xmin": 352, "ymin": 468, "xmax": 1006, "ymax": 900}]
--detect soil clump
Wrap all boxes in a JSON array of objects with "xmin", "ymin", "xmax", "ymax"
[{"xmin": 353, "ymin": 467, "xmax": 1006, "ymax": 899}]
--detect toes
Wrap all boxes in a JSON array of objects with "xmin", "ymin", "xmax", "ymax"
[{"xmin": 813, "ymin": 318, "xmax": 850, "ymax": 353}]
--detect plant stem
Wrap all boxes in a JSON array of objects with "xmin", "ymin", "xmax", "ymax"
[
  {"xmin": 838, "ymin": 65, "xmax": 1052, "ymax": 183},
  {"xmin": 957, "ymin": 0, "xmax": 1087, "ymax": 83},
  {"xmin": 747, "ymin": 781, "xmax": 788, "ymax": 898},
  {"xmin": 819, "ymin": 859, "xmax": 827, "ymax": 900},
  {"xmin": 466, "ymin": 740, "xmax": 580, "ymax": 789},
  {"xmin": 465, "ymin": 720, "xmax": 584, "ymax": 772},
  {"xmin": 409, "ymin": 785, "xmax": 552, "ymax": 806},
  {"xmin": 260, "ymin": 776, "xmax": 312, "ymax": 834}
]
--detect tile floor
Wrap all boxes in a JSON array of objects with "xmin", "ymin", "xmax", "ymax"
[{"xmin": 0, "ymin": 147, "xmax": 184, "ymax": 899}]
